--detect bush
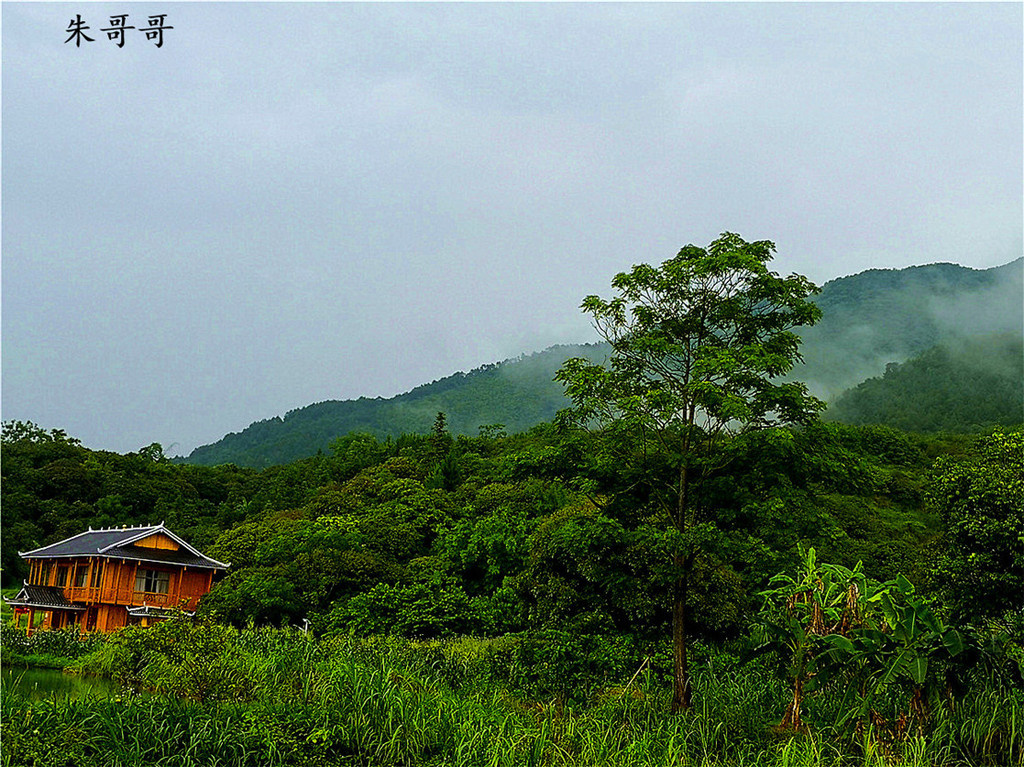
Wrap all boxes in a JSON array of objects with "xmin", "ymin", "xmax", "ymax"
[
  {"xmin": 486, "ymin": 630, "xmax": 640, "ymax": 704},
  {"xmin": 320, "ymin": 581, "xmax": 488, "ymax": 638},
  {"xmin": 0, "ymin": 624, "xmax": 104, "ymax": 665},
  {"xmin": 73, "ymin": 614, "xmax": 248, "ymax": 701}
]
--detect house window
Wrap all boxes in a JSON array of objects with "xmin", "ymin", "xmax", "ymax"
[
  {"xmin": 55, "ymin": 565, "xmax": 69, "ymax": 588},
  {"xmin": 73, "ymin": 563, "xmax": 89, "ymax": 588},
  {"xmin": 90, "ymin": 561, "xmax": 104, "ymax": 589},
  {"xmin": 39, "ymin": 563, "xmax": 52, "ymax": 586},
  {"xmin": 135, "ymin": 569, "xmax": 170, "ymax": 594}
]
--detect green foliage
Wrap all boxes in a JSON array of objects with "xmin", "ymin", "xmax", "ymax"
[
  {"xmin": 72, "ymin": 615, "xmax": 246, "ymax": 700},
  {"xmin": 486, "ymin": 630, "xmax": 640, "ymax": 704},
  {"xmin": 827, "ymin": 335, "xmax": 1024, "ymax": 433},
  {"xmin": 0, "ymin": 624, "xmax": 104, "ymax": 666},
  {"xmin": 929, "ymin": 429, "xmax": 1024, "ymax": 625},
  {"xmin": 327, "ymin": 431, "xmax": 386, "ymax": 481},
  {"xmin": 320, "ymin": 579, "xmax": 488, "ymax": 639},
  {"xmin": 512, "ymin": 497, "xmax": 667, "ymax": 636},
  {"xmin": 185, "ymin": 344, "xmax": 609, "ymax": 468},
  {"xmin": 434, "ymin": 489, "xmax": 538, "ymax": 598},
  {"xmin": 199, "ymin": 567, "xmax": 305, "ymax": 627},
  {"xmin": 757, "ymin": 549, "xmax": 971, "ymax": 739},
  {"xmin": 756, "ymin": 547, "xmax": 880, "ymax": 730}
]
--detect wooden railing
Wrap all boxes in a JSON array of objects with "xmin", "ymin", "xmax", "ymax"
[
  {"xmin": 131, "ymin": 591, "xmax": 201, "ymax": 610},
  {"xmin": 66, "ymin": 586, "xmax": 100, "ymax": 603},
  {"xmin": 63, "ymin": 585, "xmax": 199, "ymax": 611},
  {"xmin": 131, "ymin": 591, "xmax": 171, "ymax": 607}
]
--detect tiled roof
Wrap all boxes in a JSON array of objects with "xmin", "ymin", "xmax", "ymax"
[
  {"xmin": 102, "ymin": 543, "xmax": 217, "ymax": 569},
  {"xmin": 19, "ymin": 524, "xmax": 229, "ymax": 570},
  {"xmin": 5, "ymin": 584, "xmax": 84, "ymax": 610}
]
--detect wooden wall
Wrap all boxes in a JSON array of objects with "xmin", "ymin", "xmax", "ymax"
[
  {"xmin": 26, "ymin": 556, "xmax": 216, "ymax": 614},
  {"xmin": 133, "ymin": 533, "xmax": 180, "ymax": 551}
]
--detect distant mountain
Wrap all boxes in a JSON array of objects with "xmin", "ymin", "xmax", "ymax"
[
  {"xmin": 184, "ymin": 259, "xmax": 1022, "ymax": 467},
  {"xmin": 184, "ymin": 344, "xmax": 608, "ymax": 468},
  {"xmin": 796, "ymin": 258, "xmax": 1023, "ymax": 399},
  {"xmin": 825, "ymin": 333, "xmax": 1023, "ymax": 432}
]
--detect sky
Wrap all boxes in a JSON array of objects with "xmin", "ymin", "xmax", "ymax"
[{"xmin": 2, "ymin": 2, "xmax": 1021, "ymax": 457}]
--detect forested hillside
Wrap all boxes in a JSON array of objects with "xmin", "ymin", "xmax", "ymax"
[
  {"xmin": 185, "ymin": 344, "xmax": 608, "ymax": 468},
  {"xmin": 827, "ymin": 333, "xmax": 1024, "ymax": 432},
  {"xmin": 796, "ymin": 257, "xmax": 1023, "ymax": 399},
  {"xmin": 183, "ymin": 259, "xmax": 1022, "ymax": 469}
]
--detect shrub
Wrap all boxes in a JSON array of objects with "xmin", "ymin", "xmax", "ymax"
[
  {"xmin": 0, "ymin": 624, "xmax": 104, "ymax": 665},
  {"xmin": 486, "ymin": 630, "xmax": 640, "ymax": 704}
]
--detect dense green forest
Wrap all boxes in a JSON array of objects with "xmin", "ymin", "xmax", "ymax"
[
  {"xmin": 184, "ymin": 258, "xmax": 1022, "ymax": 468},
  {"xmin": 0, "ymin": 418, "xmax": 951, "ymax": 602},
  {"xmin": 3, "ymin": 419, "xmax": 1022, "ymax": 765},
  {"xmin": 4, "ymin": 417, "xmax": 1022, "ymax": 644},
  {"xmin": 827, "ymin": 334, "xmax": 1024, "ymax": 432}
]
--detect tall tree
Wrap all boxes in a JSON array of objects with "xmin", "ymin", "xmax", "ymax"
[{"xmin": 555, "ymin": 232, "xmax": 824, "ymax": 711}]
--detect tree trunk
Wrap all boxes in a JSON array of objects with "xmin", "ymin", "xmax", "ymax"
[
  {"xmin": 671, "ymin": 458, "xmax": 693, "ymax": 713},
  {"xmin": 671, "ymin": 566, "xmax": 692, "ymax": 712}
]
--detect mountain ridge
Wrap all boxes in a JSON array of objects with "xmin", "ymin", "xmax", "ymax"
[
  {"xmin": 184, "ymin": 258, "xmax": 1023, "ymax": 467},
  {"xmin": 183, "ymin": 343, "xmax": 609, "ymax": 467}
]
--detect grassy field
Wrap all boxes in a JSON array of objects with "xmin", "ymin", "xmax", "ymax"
[{"xmin": 2, "ymin": 621, "xmax": 1020, "ymax": 767}]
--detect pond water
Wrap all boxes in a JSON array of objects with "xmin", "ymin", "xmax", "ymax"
[{"xmin": 1, "ymin": 666, "xmax": 125, "ymax": 700}]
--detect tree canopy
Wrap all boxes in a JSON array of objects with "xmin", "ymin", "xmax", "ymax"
[{"xmin": 555, "ymin": 233, "xmax": 824, "ymax": 710}]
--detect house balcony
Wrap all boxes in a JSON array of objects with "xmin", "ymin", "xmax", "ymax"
[
  {"xmin": 65, "ymin": 585, "xmax": 100, "ymax": 604},
  {"xmin": 64, "ymin": 585, "xmax": 200, "ymax": 611}
]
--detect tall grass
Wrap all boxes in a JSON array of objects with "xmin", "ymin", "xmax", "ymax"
[{"xmin": 4, "ymin": 624, "xmax": 1021, "ymax": 767}]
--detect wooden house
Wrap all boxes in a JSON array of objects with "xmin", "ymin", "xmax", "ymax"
[{"xmin": 6, "ymin": 523, "xmax": 229, "ymax": 635}]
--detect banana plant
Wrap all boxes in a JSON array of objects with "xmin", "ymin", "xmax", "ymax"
[
  {"xmin": 838, "ymin": 574, "xmax": 964, "ymax": 729},
  {"xmin": 761, "ymin": 550, "xmax": 967, "ymax": 737},
  {"xmin": 756, "ymin": 545, "xmax": 889, "ymax": 731}
]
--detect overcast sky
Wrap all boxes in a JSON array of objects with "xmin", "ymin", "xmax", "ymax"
[{"xmin": 3, "ymin": 2, "xmax": 1021, "ymax": 456}]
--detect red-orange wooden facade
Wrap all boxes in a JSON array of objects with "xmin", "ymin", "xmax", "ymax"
[{"xmin": 8, "ymin": 525, "xmax": 229, "ymax": 635}]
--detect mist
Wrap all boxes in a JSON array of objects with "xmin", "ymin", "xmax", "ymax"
[{"xmin": 797, "ymin": 259, "xmax": 1023, "ymax": 402}]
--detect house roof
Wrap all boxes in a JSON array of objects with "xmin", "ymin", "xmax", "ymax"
[
  {"xmin": 19, "ymin": 524, "xmax": 229, "ymax": 571},
  {"xmin": 5, "ymin": 584, "xmax": 85, "ymax": 611}
]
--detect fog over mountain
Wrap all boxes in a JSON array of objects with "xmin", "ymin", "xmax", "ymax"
[
  {"xmin": 796, "ymin": 259, "xmax": 1023, "ymax": 401},
  {"xmin": 826, "ymin": 333, "xmax": 1023, "ymax": 433},
  {"xmin": 184, "ymin": 258, "xmax": 1022, "ymax": 467}
]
